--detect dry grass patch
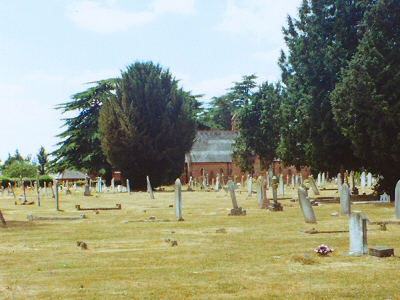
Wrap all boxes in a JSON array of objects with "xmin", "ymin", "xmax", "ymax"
[{"xmin": 0, "ymin": 184, "xmax": 399, "ymax": 299}]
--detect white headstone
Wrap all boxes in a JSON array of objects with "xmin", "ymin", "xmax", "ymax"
[
  {"xmin": 395, "ymin": 180, "xmax": 400, "ymax": 219},
  {"xmin": 322, "ymin": 172, "xmax": 326, "ymax": 187},
  {"xmin": 380, "ymin": 192, "xmax": 390, "ymax": 203},
  {"xmin": 340, "ymin": 183, "xmax": 351, "ymax": 215},
  {"xmin": 367, "ymin": 172, "xmax": 372, "ymax": 188},
  {"xmin": 298, "ymin": 186, "xmax": 317, "ymax": 223},
  {"xmin": 126, "ymin": 179, "xmax": 130, "ymax": 194},
  {"xmin": 337, "ymin": 173, "xmax": 342, "ymax": 194},
  {"xmin": 349, "ymin": 171, "xmax": 354, "ymax": 190},
  {"xmin": 291, "ymin": 174, "xmax": 295, "ymax": 188},
  {"xmin": 111, "ymin": 178, "xmax": 115, "ymax": 193},
  {"xmin": 175, "ymin": 178, "xmax": 183, "ymax": 221},
  {"xmin": 349, "ymin": 210, "xmax": 368, "ymax": 255},
  {"xmin": 247, "ymin": 175, "xmax": 252, "ymax": 196},
  {"xmin": 308, "ymin": 176, "xmax": 320, "ymax": 195},
  {"xmin": 361, "ymin": 172, "xmax": 366, "ymax": 191},
  {"xmin": 279, "ymin": 175, "xmax": 284, "ymax": 195},
  {"xmin": 317, "ymin": 173, "xmax": 321, "ymax": 188}
]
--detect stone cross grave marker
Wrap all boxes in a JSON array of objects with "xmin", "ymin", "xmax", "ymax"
[
  {"xmin": 228, "ymin": 179, "xmax": 246, "ymax": 216},
  {"xmin": 349, "ymin": 210, "xmax": 368, "ymax": 255},
  {"xmin": 308, "ymin": 176, "xmax": 320, "ymax": 195},
  {"xmin": 175, "ymin": 178, "xmax": 183, "ymax": 221},
  {"xmin": 247, "ymin": 175, "xmax": 252, "ymax": 196},
  {"xmin": 340, "ymin": 183, "xmax": 351, "ymax": 215},
  {"xmin": 147, "ymin": 176, "xmax": 154, "ymax": 199},
  {"xmin": 298, "ymin": 185, "xmax": 317, "ymax": 223},
  {"xmin": 269, "ymin": 176, "xmax": 283, "ymax": 211},
  {"xmin": 395, "ymin": 180, "xmax": 400, "ymax": 219}
]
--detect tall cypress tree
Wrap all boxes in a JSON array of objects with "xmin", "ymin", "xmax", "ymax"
[
  {"xmin": 98, "ymin": 62, "xmax": 197, "ymax": 189},
  {"xmin": 331, "ymin": 0, "xmax": 400, "ymax": 193},
  {"xmin": 279, "ymin": 0, "xmax": 366, "ymax": 173}
]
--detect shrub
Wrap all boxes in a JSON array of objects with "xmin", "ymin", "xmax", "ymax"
[{"xmin": 39, "ymin": 175, "xmax": 54, "ymax": 187}]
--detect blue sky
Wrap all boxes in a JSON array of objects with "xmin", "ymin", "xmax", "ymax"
[{"xmin": 0, "ymin": 0, "xmax": 301, "ymax": 163}]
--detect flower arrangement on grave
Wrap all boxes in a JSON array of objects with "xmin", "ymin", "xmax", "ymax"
[{"xmin": 314, "ymin": 244, "xmax": 334, "ymax": 256}]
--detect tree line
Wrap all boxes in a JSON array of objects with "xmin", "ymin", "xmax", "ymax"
[{"xmin": 3, "ymin": 0, "xmax": 398, "ymax": 193}]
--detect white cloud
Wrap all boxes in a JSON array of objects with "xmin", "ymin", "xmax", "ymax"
[
  {"xmin": 67, "ymin": 0, "xmax": 196, "ymax": 34},
  {"xmin": 0, "ymin": 83, "xmax": 25, "ymax": 100},
  {"xmin": 215, "ymin": 0, "xmax": 299, "ymax": 43}
]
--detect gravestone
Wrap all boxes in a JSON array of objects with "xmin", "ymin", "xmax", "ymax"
[
  {"xmin": 241, "ymin": 175, "xmax": 244, "ymax": 189},
  {"xmin": 54, "ymin": 180, "xmax": 59, "ymax": 211},
  {"xmin": 126, "ymin": 179, "xmax": 130, "ymax": 194},
  {"xmin": 269, "ymin": 176, "xmax": 283, "ymax": 211},
  {"xmin": 84, "ymin": 177, "xmax": 90, "ymax": 196},
  {"xmin": 291, "ymin": 174, "xmax": 295, "ymax": 188},
  {"xmin": 349, "ymin": 171, "xmax": 354, "ymax": 190},
  {"xmin": 337, "ymin": 173, "xmax": 342, "ymax": 194},
  {"xmin": 295, "ymin": 174, "xmax": 298, "ymax": 186},
  {"xmin": 147, "ymin": 176, "xmax": 155, "ymax": 199},
  {"xmin": 286, "ymin": 174, "xmax": 289, "ymax": 186},
  {"xmin": 279, "ymin": 175, "xmax": 284, "ymax": 195},
  {"xmin": 111, "ymin": 178, "xmax": 115, "ymax": 193},
  {"xmin": 322, "ymin": 172, "xmax": 326, "ymax": 187},
  {"xmin": 317, "ymin": 173, "xmax": 321, "ymax": 188},
  {"xmin": 257, "ymin": 176, "xmax": 263, "ymax": 206},
  {"xmin": 228, "ymin": 179, "xmax": 246, "ymax": 216},
  {"xmin": 380, "ymin": 192, "xmax": 390, "ymax": 203},
  {"xmin": 308, "ymin": 176, "xmax": 320, "ymax": 195},
  {"xmin": 247, "ymin": 175, "xmax": 252, "ymax": 196},
  {"xmin": 298, "ymin": 186, "xmax": 317, "ymax": 223},
  {"xmin": 367, "ymin": 172, "xmax": 372, "ymax": 188},
  {"xmin": 260, "ymin": 177, "xmax": 270, "ymax": 209},
  {"xmin": 268, "ymin": 166, "xmax": 273, "ymax": 187},
  {"xmin": 360, "ymin": 172, "xmax": 366, "ymax": 192},
  {"xmin": 340, "ymin": 183, "xmax": 351, "ymax": 215},
  {"xmin": 175, "ymin": 178, "xmax": 183, "ymax": 221},
  {"xmin": 117, "ymin": 185, "xmax": 122, "ymax": 192},
  {"xmin": 395, "ymin": 180, "xmax": 400, "ymax": 219},
  {"xmin": 349, "ymin": 210, "xmax": 368, "ymax": 255},
  {"xmin": 215, "ymin": 174, "xmax": 220, "ymax": 191}
]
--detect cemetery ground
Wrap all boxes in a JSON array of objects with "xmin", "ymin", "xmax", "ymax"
[{"xmin": 1, "ymin": 183, "xmax": 399, "ymax": 299}]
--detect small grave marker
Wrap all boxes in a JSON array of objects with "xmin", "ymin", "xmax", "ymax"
[
  {"xmin": 308, "ymin": 176, "xmax": 320, "ymax": 195},
  {"xmin": 340, "ymin": 183, "xmax": 351, "ymax": 215},
  {"xmin": 175, "ymin": 178, "xmax": 183, "ymax": 221},
  {"xmin": 298, "ymin": 186, "xmax": 317, "ymax": 224},
  {"xmin": 349, "ymin": 210, "xmax": 368, "ymax": 255},
  {"xmin": 147, "ymin": 176, "xmax": 154, "ymax": 199}
]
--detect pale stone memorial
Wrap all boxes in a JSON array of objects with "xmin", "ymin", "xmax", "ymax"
[
  {"xmin": 228, "ymin": 179, "xmax": 246, "ymax": 216},
  {"xmin": 298, "ymin": 186, "xmax": 317, "ymax": 223},
  {"xmin": 395, "ymin": 180, "xmax": 400, "ymax": 219},
  {"xmin": 308, "ymin": 176, "xmax": 320, "ymax": 195},
  {"xmin": 279, "ymin": 175, "xmax": 284, "ymax": 195},
  {"xmin": 340, "ymin": 183, "xmax": 351, "ymax": 215},
  {"xmin": 337, "ymin": 173, "xmax": 342, "ymax": 194},
  {"xmin": 269, "ymin": 176, "xmax": 283, "ymax": 211},
  {"xmin": 175, "ymin": 178, "xmax": 183, "ymax": 221},
  {"xmin": 367, "ymin": 172, "xmax": 372, "ymax": 188},
  {"xmin": 126, "ymin": 179, "xmax": 130, "ymax": 194},
  {"xmin": 147, "ymin": 176, "xmax": 154, "ymax": 199},
  {"xmin": 317, "ymin": 173, "xmax": 321, "ymax": 188},
  {"xmin": 361, "ymin": 171, "xmax": 366, "ymax": 192},
  {"xmin": 349, "ymin": 210, "xmax": 368, "ymax": 255},
  {"xmin": 247, "ymin": 175, "xmax": 252, "ymax": 196}
]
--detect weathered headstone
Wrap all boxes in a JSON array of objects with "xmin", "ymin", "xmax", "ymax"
[
  {"xmin": 322, "ymin": 172, "xmax": 326, "ymax": 188},
  {"xmin": 361, "ymin": 171, "xmax": 366, "ymax": 192},
  {"xmin": 308, "ymin": 176, "xmax": 320, "ymax": 195},
  {"xmin": 215, "ymin": 174, "xmax": 220, "ymax": 191},
  {"xmin": 54, "ymin": 180, "xmax": 59, "ymax": 211},
  {"xmin": 395, "ymin": 180, "xmax": 400, "ymax": 219},
  {"xmin": 286, "ymin": 174, "xmax": 289, "ymax": 186},
  {"xmin": 228, "ymin": 179, "xmax": 246, "ymax": 216},
  {"xmin": 337, "ymin": 173, "xmax": 342, "ymax": 194},
  {"xmin": 367, "ymin": 172, "xmax": 372, "ymax": 188},
  {"xmin": 147, "ymin": 176, "xmax": 154, "ymax": 199},
  {"xmin": 241, "ymin": 175, "xmax": 244, "ymax": 189},
  {"xmin": 317, "ymin": 173, "xmax": 321, "ymax": 188},
  {"xmin": 291, "ymin": 174, "xmax": 295, "ymax": 188},
  {"xmin": 269, "ymin": 176, "xmax": 283, "ymax": 211},
  {"xmin": 340, "ymin": 183, "xmax": 351, "ymax": 215},
  {"xmin": 380, "ymin": 192, "xmax": 390, "ymax": 203},
  {"xmin": 349, "ymin": 171, "xmax": 354, "ymax": 190},
  {"xmin": 175, "ymin": 178, "xmax": 183, "ymax": 221},
  {"xmin": 349, "ymin": 210, "xmax": 368, "ymax": 255},
  {"xmin": 260, "ymin": 177, "xmax": 270, "ymax": 209},
  {"xmin": 126, "ymin": 179, "xmax": 130, "ymax": 194},
  {"xmin": 298, "ymin": 186, "xmax": 317, "ymax": 223},
  {"xmin": 257, "ymin": 176, "xmax": 263, "ymax": 206},
  {"xmin": 84, "ymin": 177, "xmax": 90, "ymax": 196},
  {"xmin": 111, "ymin": 178, "xmax": 115, "ymax": 193},
  {"xmin": 268, "ymin": 166, "xmax": 273, "ymax": 187},
  {"xmin": 247, "ymin": 175, "xmax": 252, "ymax": 197}
]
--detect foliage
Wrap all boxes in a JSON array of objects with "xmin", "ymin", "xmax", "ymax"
[
  {"xmin": 1, "ymin": 150, "xmax": 37, "ymax": 178},
  {"xmin": 331, "ymin": 0, "xmax": 400, "ymax": 193},
  {"xmin": 232, "ymin": 82, "xmax": 282, "ymax": 171},
  {"xmin": 99, "ymin": 61, "xmax": 197, "ymax": 189},
  {"xmin": 278, "ymin": 0, "xmax": 366, "ymax": 173},
  {"xmin": 39, "ymin": 174, "xmax": 54, "ymax": 187},
  {"xmin": 50, "ymin": 79, "xmax": 117, "ymax": 182},
  {"xmin": 37, "ymin": 146, "xmax": 49, "ymax": 175}
]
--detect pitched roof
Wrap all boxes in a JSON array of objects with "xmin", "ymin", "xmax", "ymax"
[
  {"xmin": 53, "ymin": 170, "xmax": 88, "ymax": 180},
  {"xmin": 189, "ymin": 131, "xmax": 238, "ymax": 163}
]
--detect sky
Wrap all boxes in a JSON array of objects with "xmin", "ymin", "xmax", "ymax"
[{"xmin": 0, "ymin": 0, "xmax": 301, "ymax": 164}]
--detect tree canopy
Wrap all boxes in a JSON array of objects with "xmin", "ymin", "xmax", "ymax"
[
  {"xmin": 99, "ymin": 61, "xmax": 197, "ymax": 189},
  {"xmin": 50, "ymin": 79, "xmax": 117, "ymax": 181},
  {"xmin": 331, "ymin": 0, "xmax": 400, "ymax": 192}
]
